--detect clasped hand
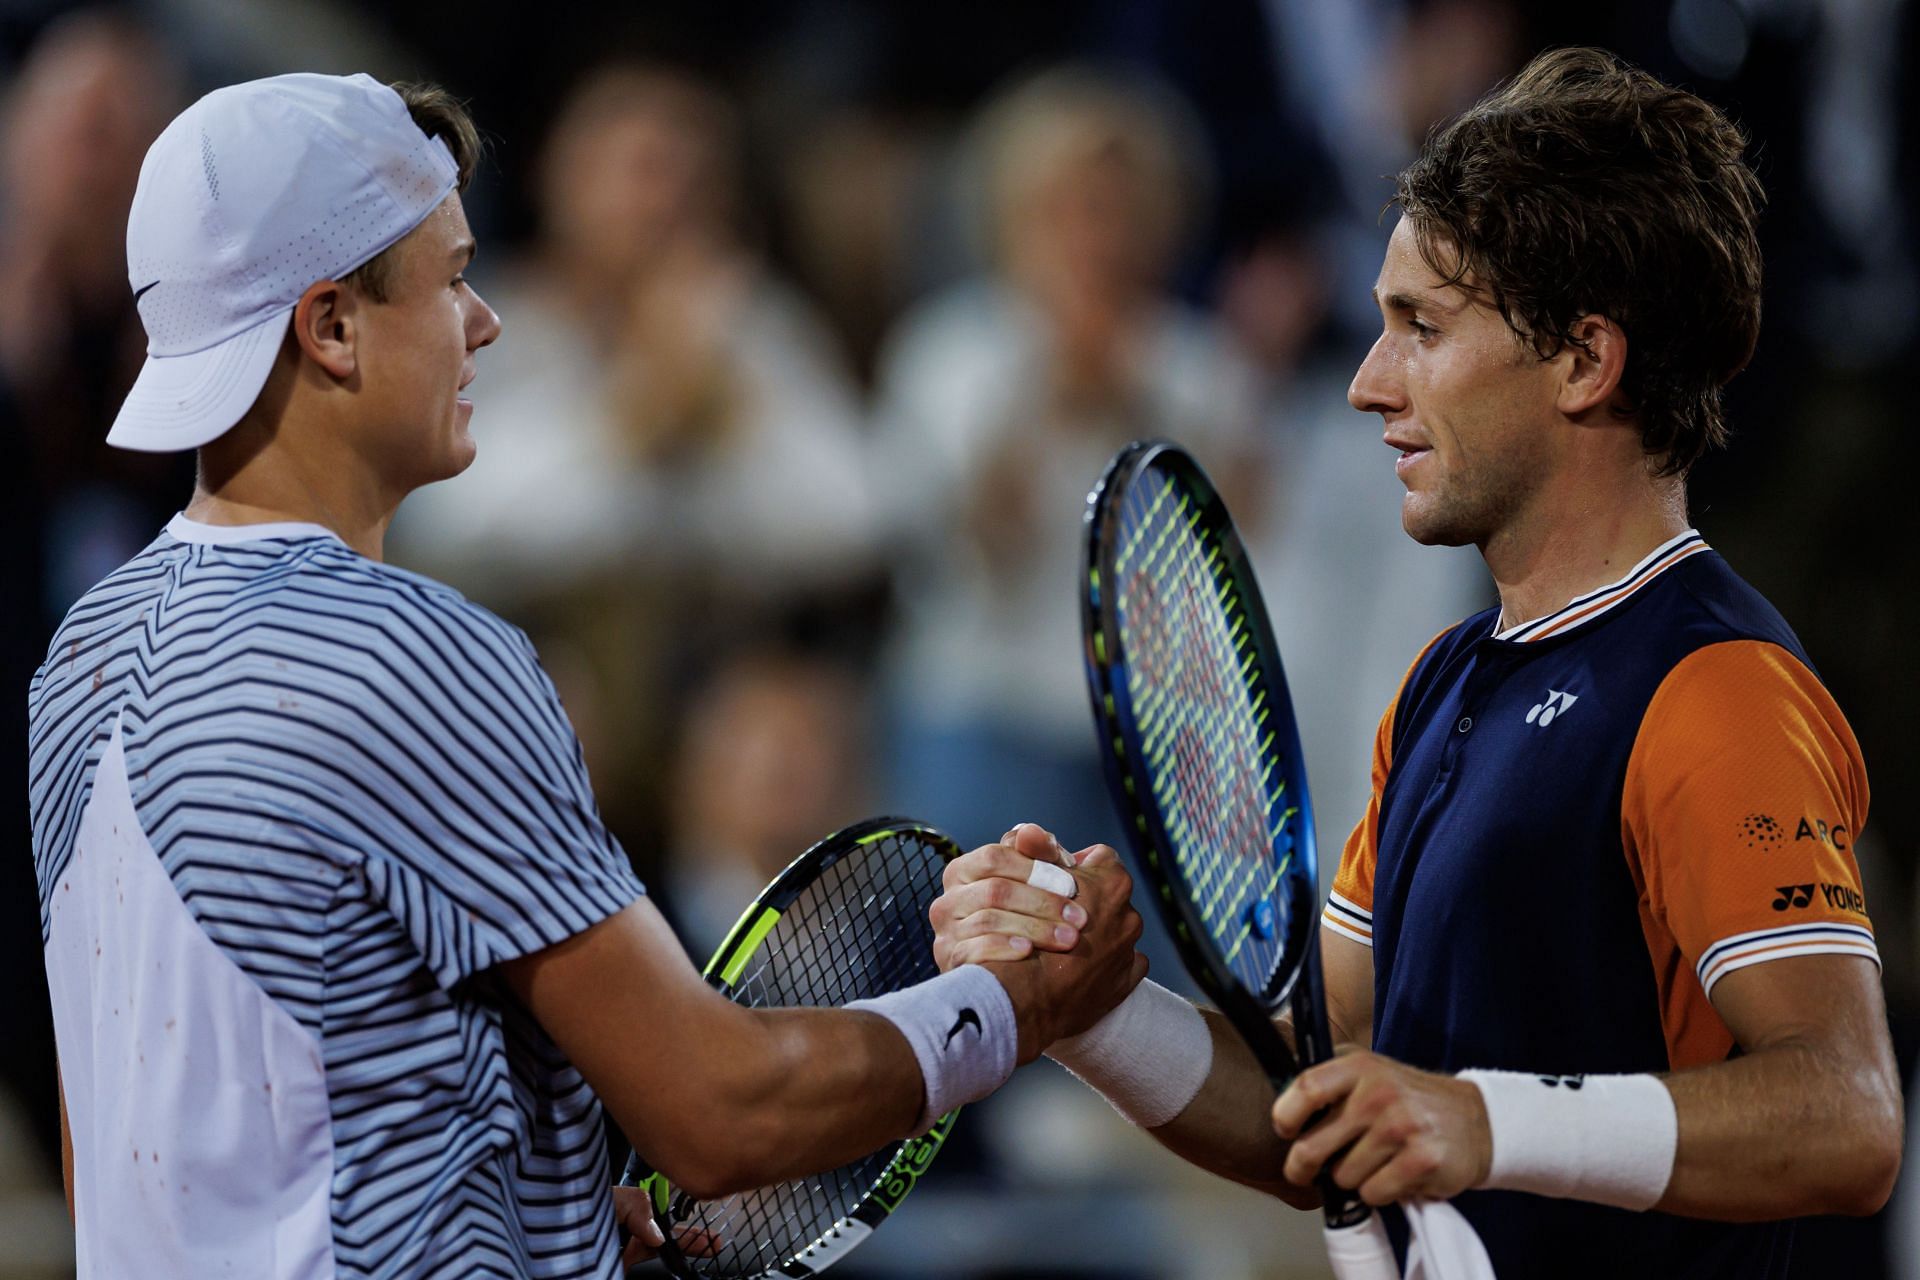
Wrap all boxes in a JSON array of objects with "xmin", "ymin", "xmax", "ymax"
[{"xmin": 929, "ymin": 823, "xmax": 1147, "ymax": 1058}]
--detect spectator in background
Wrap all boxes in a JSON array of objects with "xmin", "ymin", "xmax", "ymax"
[
  {"xmin": 1263, "ymin": 0, "xmax": 1521, "ymax": 345},
  {"xmin": 662, "ymin": 651, "xmax": 871, "ymax": 959},
  {"xmin": 396, "ymin": 62, "xmax": 876, "ymax": 597},
  {"xmin": 873, "ymin": 67, "xmax": 1266, "ymax": 855},
  {"xmin": 392, "ymin": 63, "xmax": 879, "ymax": 867},
  {"xmin": 1, "ymin": 12, "xmax": 188, "ymax": 625},
  {"xmin": 0, "ymin": 10, "xmax": 185, "ymax": 1174}
]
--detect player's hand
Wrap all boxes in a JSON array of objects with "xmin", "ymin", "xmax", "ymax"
[
  {"xmin": 613, "ymin": 1184, "xmax": 666, "ymax": 1267},
  {"xmin": 613, "ymin": 1184, "xmax": 722, "ymax": 1268},
  {"xmin": 966, "ymin": 831, "xmax": 1146, "ymax": 1064},
  {"xmin": 1271, "ymin": 1050, "xmax": 1493, "ymax": 1205},
  {"xmin": 930, "ymin": 824, "xmax": 1092, "ymax": 967}
]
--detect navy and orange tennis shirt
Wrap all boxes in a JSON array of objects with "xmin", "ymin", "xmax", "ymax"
[{"xmin": 1322, "ymin": 529, "xmax": 1875, "ymax": 1278}]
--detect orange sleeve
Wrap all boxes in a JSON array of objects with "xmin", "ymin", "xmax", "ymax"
[
  {"xmin": 1322, "ymin": 629, "xmax": 1450, "ymax": 948},
  {"xmin": 1622, "ymin": 640, "xmax": 1875, "ymax": 1067}
]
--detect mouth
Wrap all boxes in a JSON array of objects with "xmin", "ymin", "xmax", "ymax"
[{"xmin": 1385, "ymin": 431, "xmax": 1430, "ymax": 479}]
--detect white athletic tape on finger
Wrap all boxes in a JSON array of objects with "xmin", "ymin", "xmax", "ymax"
[
  {"xmin": 1026, "ymin": 858, "xmax": 1077, "ymax": 899},
  {"xmin": 1045, "ymin": 979, "xmax": 1210, "ymax": 1128}
]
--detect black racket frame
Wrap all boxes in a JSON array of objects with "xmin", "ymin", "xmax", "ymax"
[
  {"xmin": 1081, "ymin": 439, "xmax": 1367, "ymax": 1230},
  {"xmin": 622, "ymin": 815, "xmax": 964, "ymax": 1278}
]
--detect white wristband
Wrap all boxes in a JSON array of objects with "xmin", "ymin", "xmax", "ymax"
[
  {"xmin": 848, "ymin": 965, "xmax": 1017, "ymax": 1134},
  {"xmin": 1045, "ymin": 980, "xmax": 1211, "ymax": 1128},
  {"xmin": 1458, "ymin": 1069, "xmax": 1677, "ymax": 1211}
]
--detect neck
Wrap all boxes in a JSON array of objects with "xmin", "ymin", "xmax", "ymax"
[
  {"xmin": 1484, "ymin": 471, "xmax": 1690, "ymax": 633},
  {"xmin": 186, "ymin": 414, "xmax": 396, "ymax": 562},
  {"xmin": 183, "ymin": 488, "xmax": 391, "ymax": 561}
]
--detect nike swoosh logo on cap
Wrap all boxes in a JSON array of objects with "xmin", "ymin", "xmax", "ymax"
[{"xmin": 133, "ymin": 281, "xmax": 159, "ymax": 304}]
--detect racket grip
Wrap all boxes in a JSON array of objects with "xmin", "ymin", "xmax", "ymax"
[
  {"xmin": 1323, "ymin": 1212, "xmax": 1400, "ymax": 1280},
  {"xmin": 617, "ymin": 1150, "xmax": 696, "ymax": 1278},
  {"xmin": 1321, "ymin": 1179, "xmax": 1373, "ymax": 1229}
]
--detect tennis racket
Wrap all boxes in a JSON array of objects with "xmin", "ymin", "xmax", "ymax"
[
  {"xmin": 1080, "ymin": 440, "xmax": 1389, "ymax": 1272},
  {"xmin": 621, "ymin": 816, "xmax": 963, "ymax": 1279}
]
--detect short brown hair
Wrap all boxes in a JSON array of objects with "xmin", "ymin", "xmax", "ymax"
[
  {"xmin": 340, "ymin": 81, "xmax": 482, "ymax": 302},
  {"xmin": 1394, "ymin": 47, "xmax": 1763, "ymax": 475}
]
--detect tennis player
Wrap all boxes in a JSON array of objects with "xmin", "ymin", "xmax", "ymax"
[
  {"xmin": 28, "ymin": 74, "xmax": 1146, "ymax": 1278},
  {"xmin": 932, "ymin": 48, "xmax": 1899, "ymax": 1276}
]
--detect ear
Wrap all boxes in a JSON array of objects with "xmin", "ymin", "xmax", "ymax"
[
  {"xmin": 290, "ymin": 279, "xmax": 358, "ymax": 381},
  {"xmin": 1556, "ymin": 314, "xmax": 1628, "ymax": 417}
]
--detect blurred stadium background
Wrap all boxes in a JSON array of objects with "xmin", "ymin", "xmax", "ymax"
[{"xmin": 1, "ymin": 0, "xmax": 1914, "ymax": 1275}]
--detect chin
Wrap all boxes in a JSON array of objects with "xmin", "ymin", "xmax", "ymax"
[
  {"xmin": 1400, "ymin": 498, "xmax": 1482, "ymax": 549},
  {"xmin": 439, "ymin": 420, "xmax": 479, "ymax": 477},
  {"xmin": 404, "ymin": 439, "xmax": 477, "ymax": 493}
]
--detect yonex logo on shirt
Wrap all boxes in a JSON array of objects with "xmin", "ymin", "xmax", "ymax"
[{"xmin": 1525, "ymin": 689, "xmax": 1580, "ymax": 727}]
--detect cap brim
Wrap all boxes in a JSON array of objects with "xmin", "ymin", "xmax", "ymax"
[{"xmin": 106, "ymin": 309, "xmax": 291, "ymax": 452}]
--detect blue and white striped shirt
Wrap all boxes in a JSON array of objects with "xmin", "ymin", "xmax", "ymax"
[{"xmin": 30, "ymin": 515, "xmax": 644, "ymax": 1278}]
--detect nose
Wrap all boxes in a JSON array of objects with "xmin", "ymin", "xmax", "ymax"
[
  {"xmin": 467, "ymin": 287, "xmax": 502, "ymax": 351},
  {"xmin": 1348, "ymin": 333, "xmax": 1405, "ymax": 416}
]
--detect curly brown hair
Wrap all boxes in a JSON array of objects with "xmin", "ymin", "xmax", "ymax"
[
  {"xmin": 341, "ymin": 81, "xmax": 484, "ymax": 303},
  {"xmin": 1393, "ymin": 47, "xmax": 1764, "ymax": 476}
]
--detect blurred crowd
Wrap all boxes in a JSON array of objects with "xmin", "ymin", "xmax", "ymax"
[{"xmin": 3, "ymin": 1, "xmax": 1916, "ymax": 1276}]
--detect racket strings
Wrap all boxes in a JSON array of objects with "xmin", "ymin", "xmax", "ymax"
[
  {"xmin": 1112, "ymin": 469, "xmax": 1299, "ymax": 991},
  {"xmin": 669, "ymin": 830, "xmax": 949, "ymax": 1278}
]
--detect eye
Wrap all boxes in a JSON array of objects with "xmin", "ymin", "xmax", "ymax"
[{"xmin": 1408, "ymin": 317, "xmax": 1437, "ymax": 341}]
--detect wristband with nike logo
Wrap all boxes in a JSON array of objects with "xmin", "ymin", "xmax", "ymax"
[{"xmin": 849, "ymin": 965, "xmax": 1016, "ymax": 1133}]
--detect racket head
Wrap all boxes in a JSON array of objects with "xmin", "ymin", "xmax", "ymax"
[
  {"xmin": 1081, "ymin": 440, "xmax": 1322, "ymax": 1078},
  {"xmin": 621, "ymin": 816, "xmax": 962, "ymax": 1279}
]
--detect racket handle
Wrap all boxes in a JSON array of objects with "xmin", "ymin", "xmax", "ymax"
[
  {"xmin": 1323, "ymin": 1212, "xmax": 1401, "ymax": 1280},
  {"xmin": 1321, "ymin": 1183, "xmax": 1372, "ymax": 1229},
  {"xmin": 1290, "ymin": 906, "xmax": 1376, "ymax": 1237},
  {"xmin": 617, "ymin": 1150, "xmax": 696, "ymax": 1279}
]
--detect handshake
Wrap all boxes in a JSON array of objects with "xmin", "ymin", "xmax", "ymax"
[{"xmin": 928, "ymin": 822, "xmax": 1150, "ymax": 1063}]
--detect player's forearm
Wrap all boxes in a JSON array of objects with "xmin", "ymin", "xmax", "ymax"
[
  {"xmin": 633, "ymin": 1004, "xmax": 924, "ymax": 1198},
  {"xmin": 1658, "ymin": 1032, "xmax": 1901, "ymax": 1220},
  {"xmin": 1147, "ymin": 1012, "xmax": 1319, "ymax": 1208}
]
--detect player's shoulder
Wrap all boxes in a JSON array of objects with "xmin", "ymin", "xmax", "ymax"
[
  {"xmin": 1640, "ymin": 552, "xmax": 1843, "ymax": 734},
  {"xmin": 1409, "ymin": 606, "xmax": 1499, "ymax": 690},
  {"xmin": 33, "ymin": 530, "xmax": 181, "ymax": 684},
  {"xmin": 1383, "ymin": 608, "xmax": 1497, "ymax": 752},
  {"xmin": 1655, "ymin": 546, "xmax": 1808, "ymax": 666},
  {"xmin": 143, "ymin": 530, "xmax": 551, "ymax": 712},
  {"xmin": 315, "ymin": 553, "xmax": 545, "ymax": 683},
  {"xmin": 339, "ymin": 552, "xmax": 520, "ymax": 637}
]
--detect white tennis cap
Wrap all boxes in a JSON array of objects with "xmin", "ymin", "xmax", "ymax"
[{"xmin": 107, "ymin": 73, "xmax": 460, "ymax": 452}]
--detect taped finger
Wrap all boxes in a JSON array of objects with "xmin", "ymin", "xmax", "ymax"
[{"xmin": 1026, "ymin": 858, "xmax": 1078, "ymax": 899}]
